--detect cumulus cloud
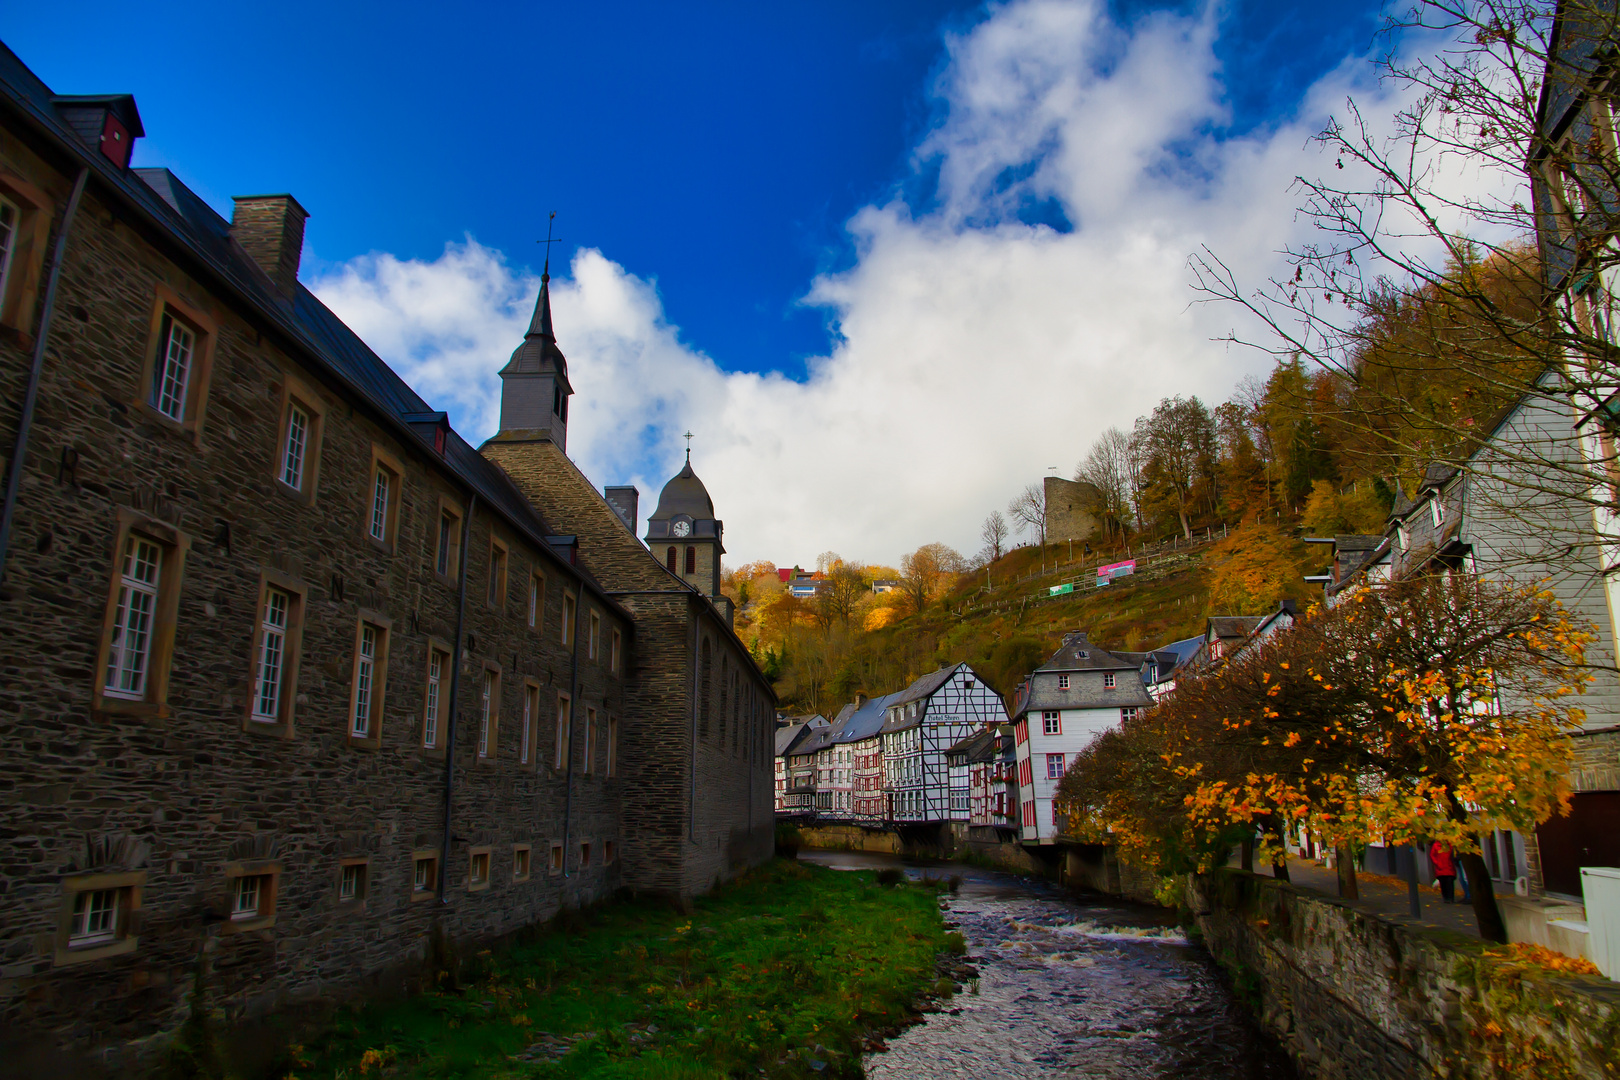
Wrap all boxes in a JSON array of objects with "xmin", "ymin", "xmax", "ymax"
[{"xmin": 310, "ymin": 0, "xmax": 1453, "ymax": 567}]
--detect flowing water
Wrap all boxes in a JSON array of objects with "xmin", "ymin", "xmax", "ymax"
[{"xmin": 798, "ymin": 850, "xmax": 1295, "ymax": 1080}]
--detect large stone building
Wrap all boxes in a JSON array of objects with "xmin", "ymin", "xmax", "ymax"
[
  {"xmin": 0, "ymin": 43, "xmax": 771, "ymax": 1072},
  {"xmin": 1043, "ymin": 475, "xmax": 1103, "ymax": 546}
]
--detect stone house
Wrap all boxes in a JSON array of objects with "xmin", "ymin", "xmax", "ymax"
[
  {"xmin": 0, "ymin": 47, "xmax": 769, "ymax": 1071},
  {"xmin": 1010, "ymin": 633, "xmax": 1152, "ymax": 843}
]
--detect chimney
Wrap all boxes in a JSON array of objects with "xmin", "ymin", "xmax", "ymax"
[
  {"xmin": 230, "ymin": 195, "xmax": 309, "ymax": 299},
  {"xmin": 604, "ymin": 486, "xmax": 639, "ymax": 534},
  {"xmin": 854, "ymin": 692, "xmax": 868, "ymax": 708}
]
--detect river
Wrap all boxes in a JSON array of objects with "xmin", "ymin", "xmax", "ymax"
[{"xmin": 798, "ymin": 850, "xmax": 1295, "ymax": 1079}]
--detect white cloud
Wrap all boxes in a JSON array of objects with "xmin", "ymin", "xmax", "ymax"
[{"xmin": 310, "ymin": 0, "xmax": 1464, "ymax": 568}]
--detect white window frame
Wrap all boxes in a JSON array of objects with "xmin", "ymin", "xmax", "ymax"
[
  {"xmin": 0, "ymin": 193, "xmax": 18, "ymax": 307},
  {"xmin": 69, "ymin": 887, "xmax": 121, "ymax": 946},
  {"xmin": 478, "ymin": 670, "xmax": 495, "ymax": 758},
  {"xmin": 232, "ymin": 874, "xmax": 267, "ymax": 920},
  {"xmin": 368, "ymin": 465, "xmax": 390, "ymax": 541},
  {"xmin": 424, "ymin": 648, "xmax": 445, "ymax": 748},
  {"xmin": 555, "ymin": 693, "xmax": 571, "ymax": 769},
  {"xmin": 529, "ymin": 572, "xmax": 544, "ymax": 628},
  {"xmin": 150, "ymin": 312, "xmax": 195, "ymax": 422},
  {"xmin": 251, "ymin": 587, "xmax": 290, "ymax": 722},
  {"xmin": 280, "ymin": 403, "xmax": 309, "ymax": 490},
  {"xmin": 413, "ymin": 855, "xmax": 437, "ymax": 895},
  {"xmin": 1057, "ymin": 674, "xmax": 1069, "ymax": 690},
  {"xmin": 1103, "ymin": 672, "xmax": 1116, "ymax": 689},
  {"xmin": 521, "ymin": 684, "xmax": 536, "ymax": 764},
  {"xmin": 583, "ymin": 706, "xmax": 597, "ymax": 774},
  {"xmin": 351, "ymin": 623, "xmax": 379, "ymax": 738},
  {"xmin": 1042, "ymin": 711, "xmax": 1061, "ymax": 736},
  {"xmin": 338, "ymin": 862, "xmax": 365, "ymax": 902},
  {"xmin": 1121, "ymin": 706, "xmax": 1139, "ymax": 722},
  {"xmin": 104, "ymin": 536, "xmax": 162, "ymax": 700}
]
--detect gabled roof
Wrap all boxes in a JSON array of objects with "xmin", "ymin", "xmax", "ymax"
[
  {"xmin": 835, "ymin": 692, "xmax": 902, "ymax": 743},
  {"xmin": 0, "ymin": 46, "xmax": 631, "ymax": 624},
  {"xmin": 1036, "ymin": 631, "xmax": 1138, "ymax": 672},
  {"xmin": 945, "ymin": 728, "xmax": 999, "ymax": 761},
  {"xmin": 1208, "ymin": 616, "xmax": 1265, "ymax": 641},
  {"xmin": 889, "ymin": 664, "xmax": 969, "ymax": 706}
]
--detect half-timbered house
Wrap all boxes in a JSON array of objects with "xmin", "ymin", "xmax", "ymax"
[{"xmin": 879, "ymin": 664, "xmax": 1006, "ymax": 824}]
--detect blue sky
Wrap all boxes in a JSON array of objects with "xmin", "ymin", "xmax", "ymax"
[
  {"xmin": 8, "ymin": 0, "xmax": 1383, "ymax": 375},
  {"xmin": 5, "ymin": 1, "xmax": 1409, "ymax": 563}
]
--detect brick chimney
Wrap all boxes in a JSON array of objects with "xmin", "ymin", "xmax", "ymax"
[{"xmin": 230, "ymin": 195, "xmax": 309, "ymax": 299}]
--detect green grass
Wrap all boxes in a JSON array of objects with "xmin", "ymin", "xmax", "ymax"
[{"xmin": 289, "ymin": 861, "xmax": 950, "ymax": 1079}]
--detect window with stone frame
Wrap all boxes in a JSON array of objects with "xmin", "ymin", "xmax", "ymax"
[
  {"xmin": 366, "ymin": 447, "xmax": 404, "ymax": 549},
  {"xmin": 337, "ymin": 859, "xmax": 368, "ymax": 904},
  {"xmin": 477, "ymin": 667, "xmax": 500, "ymax": 759},
  {"xmin": 561, "ymin": 590, "xmax": 576, "ymax": 646},
  {"xmin": 0, "ymin": 173, "xmax": 54, "ymax": 336},
  {"xmin": 246, "ymin": 574, "xmax": 306, "ymax": 736},
  {"xmin": 554, "ymin": 692, "xmax": 572, "ymax": 769},
  {"xmin": 528, "ymin": 571, "xmax": 545, "ymax": 629},
  {"xmin": 223, "ymin": 864, "xmax": 279, "ymax": 932},
  {"xmin": 434, "ymin": 499, "xmax": 463, "ymax": 580},
  {"xmin": 95, "ymin": 513, "xmax": 189, "ymax": 716},
  {"xmin": 468, "ymin": 847, "xmax": 491, "ymax": 891},
  {"xmin": 605, "ymin": 840, "xmax": 616, "ymax": 864},
  {"xmin": 513, "ymin": 844, "xmax": 532, "ymax": 882},
  {"xmin": 267, "ymin": 374, "xmax": 324, "ymax": 505},
  {"xmin": 348, "ymin": 616, "xmax": 391, "ymax": 748},
  {"xmin": 549, "ymin": 842, "xmax": 564, "ymax": 875},
  {"xmin": 487, "ymin": 537, "xmax": 509, "ymax": 610},
  {"xmin": 411, "ymin": 852, "xmax": 438, "ymax": 901},
  {"xmin": 422, "ymin": 642, "xmax": 451, "ymax": 749},
  {"xmin": 579, "ymin": 842, "xmax": 592, "ymax": 868},
  {"xmin": 588, "ymin": 610, "xmax": 600, "ymax": 661},
  {"xmin": 150, "ymin": 309, "xmax": 198, "ymax": 423},
  {"xmin": 521, "ymin": 681, "xmax": 539, "ymax": 764},
  {"xmin": 54, "ymin": 871, "xmax": 144, "ymax": 966},
  {"xmin": 583, "ymin": 706, "xmax": 597, "ymax": 774},
  {"xmin": 610, "ymin": 628, "xmax": 622, "ymax": 676},
  {"xmin": 606, "ymin": 714, "xmax": 618, "ymax": 778}
]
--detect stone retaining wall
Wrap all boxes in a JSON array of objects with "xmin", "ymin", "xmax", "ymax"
[{"xmin": 1189, "ymin": 869, "xmax": 1620, "ymax": 1080}]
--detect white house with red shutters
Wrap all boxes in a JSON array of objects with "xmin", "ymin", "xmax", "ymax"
[{"xmin": 1010, "ymin": 631, "xmax": 1153, "ymax": 843}]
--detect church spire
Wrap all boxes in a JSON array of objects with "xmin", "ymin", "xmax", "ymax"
[
  {"xmin": 497, "ymin": 212, "xmax": 572, "ymax": 447},
  {"xmin": 527, "ymin": 211, "xmax": 560, "ymax": 340}
]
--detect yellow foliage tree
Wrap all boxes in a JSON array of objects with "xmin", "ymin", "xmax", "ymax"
[{"xmin": 1202, "ymin": 521, "xmax": 1308, "ymax": 615}]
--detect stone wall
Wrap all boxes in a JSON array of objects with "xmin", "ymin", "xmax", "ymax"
[
  {"xmin": 1188, "ymin": 869, "xmax": 1620, "ymax": 1080},
  {"xmin": 1043, "ymin": 476, "xmax": 1102, "ymax": 545}
]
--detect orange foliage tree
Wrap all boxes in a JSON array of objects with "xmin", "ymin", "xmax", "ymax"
[{"xmin": 1058, "ymin": 573, "xmax": 1593, "ymax": 941}]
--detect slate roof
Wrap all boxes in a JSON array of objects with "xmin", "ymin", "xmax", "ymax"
[
  {"xmin": 834, "ymin": 693, "xmax": 901, "ymax": 744},
  {"xmin": 1035, "ymin": 632, "xmax": 1139, "ymax": 672},
  {"xmin": 0, "ymin": 45, "xmax": 631, "ymax": 622},
  {"xmin": 649, "ymin": 458, "xmax": 715, "ymax": 521},
  {"xmin": 1208, "ymin": 616, "xmax": 1265, "ymax": 642},
  {"xmin": 945, "ymin": 728, "xmax": 999, "ymax": 762}
]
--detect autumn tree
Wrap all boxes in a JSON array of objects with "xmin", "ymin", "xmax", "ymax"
[
  {"xmin": 1190, "ymin": 0, "xmax": 1617, "ymax": 570},
  {"xmin": 900, "ymin": 542, "xmax": 965, "ymax": 614},
  {"xmin": 1139, "ymin": 396, "xmax": 1216, "ymax": 539},
  {"xmin": 1061, "ymin": 572, "xmax": 1595, "ymax": 941},
  {"xmin": 980, "ymin": 511, "xmax": 1009, "ymax": 562},
  {"xmin": 1007, "ymin": 483, "xmax": 1047, "ymax": 549},
  {"xmin": 1079, "ymin": 426, "xmax": 1135, "ymax": 544},
  {"xmin": 1203, "ymin": 520, "xmax": 1310, "ymax": 615},
  {"xmin": 813, "ymin": 556, "xmax": 869, "ymax": 631}
]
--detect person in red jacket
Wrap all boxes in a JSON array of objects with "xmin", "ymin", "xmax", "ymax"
[{"xmin": 1429, "ymin": 840, "xmax": 1458, "ymax": 904}]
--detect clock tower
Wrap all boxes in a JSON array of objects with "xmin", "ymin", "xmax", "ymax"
[{"xmin": 646, "ymin": 449, "xmax": 724, "ymax": 599}]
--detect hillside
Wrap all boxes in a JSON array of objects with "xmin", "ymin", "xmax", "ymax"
[{"xmin": 757, "ymin": 524, "xmax": 1323, "ymax": 714}]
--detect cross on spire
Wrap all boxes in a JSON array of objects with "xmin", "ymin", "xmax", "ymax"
[
  {"xmin": 684, "ymin": 430, "xmax": 693, "ymax": 463},
  {"xmin": 536, "ymin": 211, "xmax": 561, "ymax": 280}
]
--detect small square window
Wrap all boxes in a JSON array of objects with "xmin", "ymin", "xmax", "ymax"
[
  {"xmin": 412, "ymin": 854, "xmax": 438, "ymax": 900},
  {"xmin": 548, "ymin": 843, "xmax": 564, "ymax": 875},
  {"xmin": 1057, "ymin": 674, "xmax": 1070, "ymax": 690},
  {"xmin": 1046, "ymin": 753, "xmax": 1066, "ymax": 780},
  {"xmin": 338, "ymin": 861, "xmax": 367, "ymax": 903},
  {"xmin": 468, "ymin": 849, "xmax": 491, "ymax": 891},
  {"xmin": 233, "ymin": 874, "xmax": 272, "ymax": 920},
  {"xmin": 55, "ymin": 872, "xmax": 144, "ymax": 966},
  {"xmin": 1121, "ymin": 707, "xmax": 1139, "ymax": 722},
  {"xmin": 1103, "ymin": 672, "xmax": 1116, "ymax": 689},
  {"xmin": 1042, "ymin": 712, "xmax": 1061, "ymax": 736},
  {"xmin": 513, "ymin": 845, "xmax": 532, "ymax": 882},
  {"xmin": 70, "ymin": 887, "xmax": 122, "ymax": 946}
]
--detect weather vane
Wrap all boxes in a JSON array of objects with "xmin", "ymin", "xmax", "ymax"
[{"xmin": 536, "ymin": 211, "xmax": 561, "ymax": 277}]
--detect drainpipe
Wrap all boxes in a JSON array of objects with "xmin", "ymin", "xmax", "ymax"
[
  {"xmin": 0, "ymin": 166, "xmax": 89, "ymax": 586},
  {"xmin": 438, "ymin": 492, "xmax": 478, "ymax": 902},
  {"xmin": 560, "ymin": 571, "xmax": 584, "ymax": 879}
]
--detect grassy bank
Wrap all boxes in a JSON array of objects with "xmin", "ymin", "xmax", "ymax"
[{"xmin": 288, "ymin": 860, "xmax": 952, "ymax": 1079}]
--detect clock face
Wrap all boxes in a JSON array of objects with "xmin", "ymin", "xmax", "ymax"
[{"xmin": 672, "ymin": 520, "xmax": 691, "ymax": 537}]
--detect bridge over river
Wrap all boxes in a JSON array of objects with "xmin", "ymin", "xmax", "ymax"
[{"xmin": 800, "ymin": 850, "xmax": 1295, "ymax": 1079}]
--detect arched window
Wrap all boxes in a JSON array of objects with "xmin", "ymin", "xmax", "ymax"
[
  {"xmin": 665, "ymin": 546, "xmax": 677, "ymax": 571},
  {"xmin": 731, "ymin": 672, "xmax": 741, "ymax": 755},
  {"xmin": 699, "ymin": 639, "xmax": 712, "ymax": 738},
  {"xmin": 685, "ymin": 546, "xmax": 696, "ymax": 574}
]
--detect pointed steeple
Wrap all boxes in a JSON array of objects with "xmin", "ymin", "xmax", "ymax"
[{"xmin": 498, "ymin": 214, "xmax": 572, "ymax": 448}]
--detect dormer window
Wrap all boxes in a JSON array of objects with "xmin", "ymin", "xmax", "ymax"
[
  {"xmin": 1430, "ymin": 497, "xmax": 1443, "ymax": 528},
  {"xmin": 1077, "ymin": 651, "xmax": 1089, "ymax": 659}
]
